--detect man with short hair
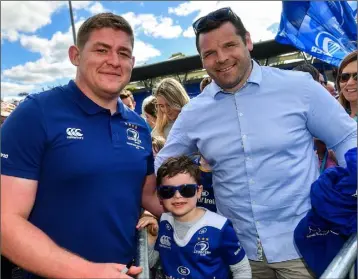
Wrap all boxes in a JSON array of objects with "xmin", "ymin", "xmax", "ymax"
[
  {"xmin": 292, "ymin": 64, "xmax": 320, "ymax": 82},
  {"xmin": 155, "ymin": 7, "xmax": 357, "ymax": 278},
  {"xmin": 1, "ymin": 13, "xmax": 162, "ymax": 278},
  {"xmin": 120, "ymin": 89, "xmax": 136, "ymax": 110},
  {"xmin": 128, "ymin": 90, "xmax": 137, "ymax": 109}
]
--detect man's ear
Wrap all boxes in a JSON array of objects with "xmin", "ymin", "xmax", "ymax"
[
  {"xmin": 131, "ymin": 55, "xmax": 136, "ymax": 68},
  {"xmin": 245, "ymin": 32, "xmax": 253, "ymax": 52},
  {"xmin": 69, "ymin": 45, "xmax": 80, "ymax": 66}
]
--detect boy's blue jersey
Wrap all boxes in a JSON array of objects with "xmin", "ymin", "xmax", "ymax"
[
  {"xmin": 197, "ymin": 170, "xmax": 217, "ymax": 212},
  {"xmin": 155, "ymin": 209, "xmax": 245, "ymax": 279}
]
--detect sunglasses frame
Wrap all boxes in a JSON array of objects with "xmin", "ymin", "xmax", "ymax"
[
  {"xmin": 157, "ymin": 184, "xmax": 199, "ymax": 199},
  {"xmin": 192, "ymin": 7, "xmax": 238, "ymax": 35},
  {"xmin": 339, "ymin": 72, "xmax": 357, "ymax": 83}
]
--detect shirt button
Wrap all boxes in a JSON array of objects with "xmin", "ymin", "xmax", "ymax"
[
  {"xmin": 239, "ymin": 112, "xmax": 244, "ymax": 117},
  {"xmin": 246, "ymin": 157, "xmax": 251, "ymax": 161},
  {"xmin": 242, "ymin": 134, "xmax": 247, "ymax": 139},
  {"xmin": 252, "ymin": 200, "xmax": 256, "ymax": 204},
  {"xmin": 256, "ymin": 221, "xmax": 260, "ymax": 225},
  {"xmin": 249, "ymin": 179, "xmax": 255, "ymax": 184}
]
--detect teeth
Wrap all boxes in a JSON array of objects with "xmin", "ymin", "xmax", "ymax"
[{"xmin": 219, "ymin": 66, "xmax": 233, "ymax": 72}]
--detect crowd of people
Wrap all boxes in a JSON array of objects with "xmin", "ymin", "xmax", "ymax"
[{"xmin": 1, "ymin": 7, "xmax": 357, "ymax": 279}]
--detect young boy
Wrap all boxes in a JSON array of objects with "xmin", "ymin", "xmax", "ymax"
[{"xmin": 137, "ymin": 155, "xmax": 252, "ymax": 279}]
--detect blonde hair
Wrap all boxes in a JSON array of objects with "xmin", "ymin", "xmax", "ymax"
[
  {"xmin": 336, "ymin": 50, "xmax": 358, "ymax": 110},
  {"xmin": 152, "ymin": 78, "xmax": 190, "ymax": 137}
]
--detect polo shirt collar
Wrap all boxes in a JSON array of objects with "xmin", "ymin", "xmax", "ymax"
[
  {"xmin": 67, "ymin": 80, "xmax": 129, "ymax": 119},
  {"xmin": 209, "ymin": 59, "xmax": 262, "ymax": 98}
]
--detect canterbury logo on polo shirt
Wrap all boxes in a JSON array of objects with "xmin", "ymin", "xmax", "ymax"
[{"xmin": 66, "ymin": 128, "xmax": 83, "ymax": 140}]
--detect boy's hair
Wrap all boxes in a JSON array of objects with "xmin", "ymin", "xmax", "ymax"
[
  {"xmin": 77, "ymin": 12, "xmax": 134, "ymax": 50},
  {"xmin": 152, "ymin": 136, "xmax": 165, "ymax": 153},
  {"xmin": 156, "ymin": 155, "xmax": 201, "ymax": 186}
]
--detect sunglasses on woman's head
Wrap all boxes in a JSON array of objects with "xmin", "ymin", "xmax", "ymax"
[
  {"xmin": 339, "ymin": 72, "xmax": 357, "ymax": 83},
  {"xmin": 157, "ymin": 184, "xmax": 198, "ymax": 199},
  {"xmin": 192, "ymin": 7, "xmax": 238, "ymax": 35}
]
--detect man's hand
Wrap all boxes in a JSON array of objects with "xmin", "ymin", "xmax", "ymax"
[{"xmin": 88, "ymin": 263, "xmax": 142, "ymax": 278}]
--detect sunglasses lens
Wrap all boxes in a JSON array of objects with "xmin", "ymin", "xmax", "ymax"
[
  {"xmin": 193, "ymin": 8, "xmax": 232, "ymax": 34},
  {"xmin": 179, "ymin": 184, "xmax": 197, "ymax": 198},
  {"xmin": 341, "ymin": 73, "xmax": 350, "ymax": 82},
  {"xmin": 340, "ymin": 73, "xmax": 358, "ymax": 83},
  {"xmin": 193, "ymin": 17, "xmax": 207, "ymax": 34},
  {"xmin": 158, "ymin": 184, "xmax": 198, "ymax": 199},
  {"xmin": 158, "ymin": 187, "xmax": 175, "ymax": 199},
  {"xmin": 212, "ymin": 8, "xmax": 231, "ymax": 21}
]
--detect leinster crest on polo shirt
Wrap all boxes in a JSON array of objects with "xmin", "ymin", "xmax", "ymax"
[{"xmin": 125, "ymin": 122, "xmax": 144, "ymax": 150}]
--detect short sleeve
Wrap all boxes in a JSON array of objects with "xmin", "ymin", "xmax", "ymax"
[
  {"xmin": 143, "ymin": 124, "xmax": 154, "ymax": 175},
  {"xmin": 220, "ymin": 220, "xmax": 246, "ymax": 265},
  {"xmin": 1, "ymin": 96, "xmax": 47, "ymax": 180},
  {"xmin": 147, "ymin": 152, "xmax": 154, "ymax": 175}
]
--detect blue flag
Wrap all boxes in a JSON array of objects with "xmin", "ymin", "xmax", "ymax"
[{"xmin": 275, "ymin": 1, "xmax": 357, "ymax": 66}]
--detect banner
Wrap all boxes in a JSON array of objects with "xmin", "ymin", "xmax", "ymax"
[{"xmin": 275, "ymin": 1, "xmax": 357, "ymax": 66}]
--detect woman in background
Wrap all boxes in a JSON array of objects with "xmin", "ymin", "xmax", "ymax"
[
  {"xmin": 336, "ymin": 50, "xmax": 357, "ymax": 121},
  {"xmin": 152, "ymin": 78, "xmax": 190, "ymax": 139},
  {"xmin": 142, "ymin": 95, "xmax": 157, "ymax": 131}
]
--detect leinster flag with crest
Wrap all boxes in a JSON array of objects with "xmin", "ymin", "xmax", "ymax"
[{"xmin": 275, "ymin": 1, "xmax": 357, "ymax": 66}]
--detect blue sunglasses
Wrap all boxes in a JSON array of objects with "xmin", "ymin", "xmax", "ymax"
[{"xmin": 157, "ymin": 184, "xmax": 198, "ymax": 199}]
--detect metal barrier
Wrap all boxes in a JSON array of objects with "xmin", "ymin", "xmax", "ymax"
[
  {"xmin": 137, "ymin": 227, "xmax": 151, "ymax": 279},
  {"xmin": 320, "ymin": 233, "xmax": 357, "ymax": 279}
]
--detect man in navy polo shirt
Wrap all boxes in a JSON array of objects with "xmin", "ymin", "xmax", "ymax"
[{"xmin": 1, "ymin": 13, "xmax": 162, "ymax": 278}]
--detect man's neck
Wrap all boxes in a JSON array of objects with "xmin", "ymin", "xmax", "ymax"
[{"xmin": 75, "ymin": 78, "xmax": 118, "ymax": 115}]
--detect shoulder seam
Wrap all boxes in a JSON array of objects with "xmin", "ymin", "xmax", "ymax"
[{"xmin": 28, "ymin": 95, "xmax": 49, "ymax": 143}]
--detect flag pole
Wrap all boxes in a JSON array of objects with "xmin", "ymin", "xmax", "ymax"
[{"xmin": 68, "ymin": 1, "xmax": 76, "ymax": 45}]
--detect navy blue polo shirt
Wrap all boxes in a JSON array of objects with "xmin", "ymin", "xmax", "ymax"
[{"xmin": 1, "ymin": 80, "xmax": 154, "ymax": 264}]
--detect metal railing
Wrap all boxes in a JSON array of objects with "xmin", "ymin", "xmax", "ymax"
[
  {"xmin": 320, "ymin": 233, "xmax": 357, "ymax": 279},
  {"xmin": 137, "ymin": 227, "xmax": 150, "ymax": 279}
]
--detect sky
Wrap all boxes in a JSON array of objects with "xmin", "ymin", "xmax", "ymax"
[{"xmin": 1, "ymin": 1, "xmax": 284, "ymax": 101}]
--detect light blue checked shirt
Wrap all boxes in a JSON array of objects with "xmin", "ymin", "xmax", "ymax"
[{"xmin": 155, "ymin": 61, "xmax": 357, "ymax": 263}]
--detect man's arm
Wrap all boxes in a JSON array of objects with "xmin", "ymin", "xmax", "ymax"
[
  {"xmin": 141, "ymin": 174, "xmax": 163, "ymax": 218},
  {"xmin": 305, "ymin": 80, "xmax": 357, "ymax": 167},
  {"xmin": 154, "ymin": 111, "xmax": 198, "ymax": 173},
  {"xmin": 330, "ymin": 134, "xmax": 357, "ymax": 167},
  {"xmin": 1, "ymin": 175, "xmax": 141, "ymax": 278},
  {"xmin": 1, "ymin": 176, "xmax": 90, "ymax": 277}
]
